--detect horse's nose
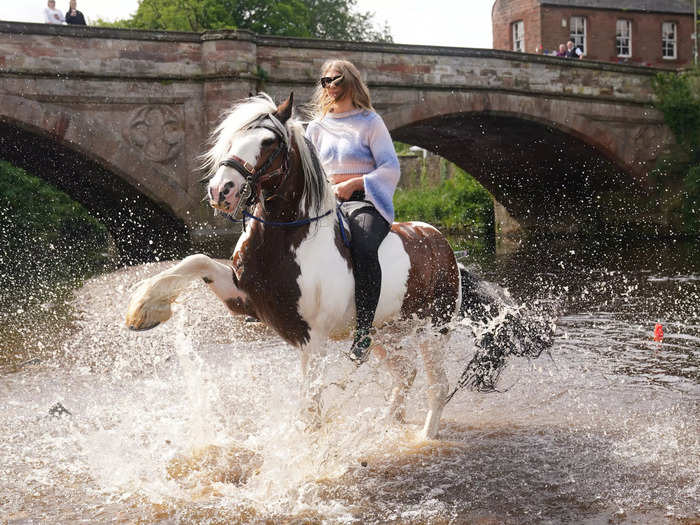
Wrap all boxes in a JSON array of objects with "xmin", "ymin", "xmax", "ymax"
[
  {"xmin": 209, "ymin": 181, "xmax": 235, "ymax": 206},
  {"xmin": 218, "ymin": 181, "xmax": 234, "ymax": 203}
]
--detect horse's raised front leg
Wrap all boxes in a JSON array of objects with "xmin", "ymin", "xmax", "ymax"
[
  {"xmin": 126, "ymin": 254, "xmax": 249, "ymax": 330},
  {"xmin": 419, "ymin": 333, "xmax": 450, "ymax": 440}
]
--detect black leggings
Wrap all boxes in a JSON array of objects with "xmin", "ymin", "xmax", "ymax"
[{"xmin": 342, "ymin": 192, "xmax": 391, "ymax": 333}]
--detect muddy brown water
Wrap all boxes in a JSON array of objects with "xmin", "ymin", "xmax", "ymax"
[{"xmin": 0, "ymin": 240, "xmax": 698, "ymax": 524}]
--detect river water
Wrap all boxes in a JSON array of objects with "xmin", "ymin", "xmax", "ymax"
[{"xmin": 0, "ymin": 238, "xmax": 698, "ymax": 524}]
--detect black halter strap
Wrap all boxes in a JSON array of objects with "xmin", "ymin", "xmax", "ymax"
[
  {"xmin": 219, "ymin": 119, "xmax": 289, "ymax": 208},
  {"xmin": 215, "ymin": 115, "xmax": 338, "ymax": 233}
]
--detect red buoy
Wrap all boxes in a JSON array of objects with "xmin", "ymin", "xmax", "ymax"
[{"xmin": 653, "ymin": 323, "xmax": 664, "ymax": 342}]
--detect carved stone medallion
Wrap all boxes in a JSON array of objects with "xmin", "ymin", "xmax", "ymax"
[{"xmin": 124, "ymin": 106, "xmax": 184, "ymax": 163}]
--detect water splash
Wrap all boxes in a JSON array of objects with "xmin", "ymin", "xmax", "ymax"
[{"xmin": 0, "ymin": 247, "xmax": 698, "ymax": 523}]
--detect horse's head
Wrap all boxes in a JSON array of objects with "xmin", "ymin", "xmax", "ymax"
[{"xmin": 206, "ymin": 93, "xmax": 294, "ymax": 215}]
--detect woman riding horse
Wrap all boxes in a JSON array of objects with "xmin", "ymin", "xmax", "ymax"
[
  {"xmin": 305, "ymin": 59, "xmax": 399, "ymax": 365},
  {"xmin": 125, "ymin": 87, "xmax": 553, "ymax": 439}
]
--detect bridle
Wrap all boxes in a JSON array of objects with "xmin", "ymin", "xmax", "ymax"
[
  {"xmin": 218, "ymin": 116, "xmax": 290, "ymax": 219},
  {"xmin": 218, "ymin": 115, "xmax": 336, "ymax": 231}
]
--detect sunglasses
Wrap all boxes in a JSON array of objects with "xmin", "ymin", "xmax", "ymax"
[{"xmin": 320, "ymin": 74, "xmax": 343, "ymax": 88}]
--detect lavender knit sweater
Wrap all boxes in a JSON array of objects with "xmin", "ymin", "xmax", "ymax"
[{"xmin": 305, "ymin": 108, "xmax": 400, "ymax": 223}]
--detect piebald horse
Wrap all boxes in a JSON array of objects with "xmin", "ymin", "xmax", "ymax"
[{"xmin": 125, "ymin": 93, "xmax": 539, "ymax": 439}]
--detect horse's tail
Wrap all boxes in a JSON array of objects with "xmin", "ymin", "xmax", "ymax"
[
  {"xmin": 458, "ymin": 264, "xmax": 495, "ymax": 323},
  {"xmin": 452, "ymin": 264, "xmax": 555, "ymax": 394}
]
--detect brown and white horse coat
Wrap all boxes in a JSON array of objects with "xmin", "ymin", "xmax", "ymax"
[{"xmin": 126, "ymin": 94, "xmax": 479, "ymax": 439}]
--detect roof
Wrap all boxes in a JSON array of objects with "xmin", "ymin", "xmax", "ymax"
[{"xmin": 538, "ymin": 0, "xmax": 694, "ymax": 14}]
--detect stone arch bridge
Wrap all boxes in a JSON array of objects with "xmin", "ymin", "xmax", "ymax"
[{"xmin": 0, "ymin": 21, "xmax": 676, "ymax": 259}]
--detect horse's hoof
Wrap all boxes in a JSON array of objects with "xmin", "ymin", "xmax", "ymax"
[{"xmin": 126, "ymin": 301, "xmax": 172, "ymax": 331}]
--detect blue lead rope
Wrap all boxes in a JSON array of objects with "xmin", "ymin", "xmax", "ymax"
[
  {"xmin": 224, "ymin": 206, "xmax": 352, "ymax": 248},
  {"xmin": 240, "ymin": 209, "xmax": 332, "ymax": 227},
  {"xmin": 225, "ymin": 209, "xmax": 331, "ymax": 227},
  {"xmin": 223, "ymin": 206, "xmax": 351, "ymax": 248}
]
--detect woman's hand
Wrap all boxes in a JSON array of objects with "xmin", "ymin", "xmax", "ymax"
[{"xmin": 333, "ymin": 176, "xmax": 364, "ymax": 201}]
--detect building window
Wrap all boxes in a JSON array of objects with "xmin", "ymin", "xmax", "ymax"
[
  {"xmin": 662, "ymin": 22, "xmax": 677, "ymax": 59},
  {"xmin": 616, "ymin": 19, "xmax": 632, "ymax": 57},
  {"xmin": 512, "ymin": 20, "xmax": 524, "ymax": 52},
  {"xmin": 570, "ymin": 16, "xmax": 586, "ymax": 55}
]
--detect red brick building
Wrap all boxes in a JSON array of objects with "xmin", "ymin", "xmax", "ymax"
[{"xmin": 492, "ymin": 0, "xmax": 697, "ymax": 67}]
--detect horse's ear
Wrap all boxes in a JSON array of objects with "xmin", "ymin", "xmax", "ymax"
[{"xmin": 275, "ymin": 92, "xmax": 294, "ymax": 123}]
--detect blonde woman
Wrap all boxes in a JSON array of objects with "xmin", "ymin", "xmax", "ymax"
[
  {"xmin": 305, "ymin": 59, "xmax": 401, "ymax": 365},
  {"xmin": 44, "ymin": 0, "xmax": 64, "ymax": 24}
]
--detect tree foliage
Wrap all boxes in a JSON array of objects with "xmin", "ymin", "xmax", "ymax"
[
  {"xmin": 652, "ymin": 69, "xmax": 700, "ymax": 233},
  {"xmin": 97, "ymin": 0, "xmax": 392, "ymax": 42},
  {"xmin": 653, "ymin": 70, "xmax": 700, "ymax": 155}
]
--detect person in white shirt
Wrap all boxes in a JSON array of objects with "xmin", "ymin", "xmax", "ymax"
[
  {"xmin": 44, "ymin": 0, "xmax": 65, "ymax": 24},
  {"xmin": 565, "ymin": 40, "xmax": 583, "ymax": 59}
]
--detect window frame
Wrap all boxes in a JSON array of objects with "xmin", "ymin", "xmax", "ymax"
[
  {"xmin": 569, "ymin": 16, "xmax": 587, "ymax": 55},
  {"xmin": 662, "ymin": 21, "xmax": 677, "ymax": 60},
  {"xmin": 616, "ymin": 19, "xmax": 632, "ymax": 58},
  {"xmin": 512, "ymin": 20, "xmax": 524, "ymax": 52}
]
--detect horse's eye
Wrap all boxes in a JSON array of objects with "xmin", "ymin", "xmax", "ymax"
[{"xmin": 261, "ymin": 138, "xmax": 276, "ymax": 147}]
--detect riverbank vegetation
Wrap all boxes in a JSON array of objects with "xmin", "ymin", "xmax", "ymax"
[
  {"xmin": 0, "ymin": 161, "xmax": 114, "ymax": 365},
  {"xmin": 652, "ymin": 68, "xmax": 699, "ymax": 234},
  {"xmin": 393, "ymin": 154, "xmax": 495, "ymax": 253},
  {"xmin": 0, "ymin": 161, "xmax": 111, "ymax": 313}
]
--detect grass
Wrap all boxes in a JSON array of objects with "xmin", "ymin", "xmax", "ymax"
[{"xmin": 394, "ymin": 166, "xmax": 495, "ymax": 253}]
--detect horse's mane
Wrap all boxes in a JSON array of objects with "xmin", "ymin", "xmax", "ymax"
[{"xmin": 202, "ymin": 93, "xmax": 335, "ymax": 216}]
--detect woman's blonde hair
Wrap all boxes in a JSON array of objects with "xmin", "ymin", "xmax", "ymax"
[{"xmin": 309, "ymin": 59, "xmax": 373, "ymax": 119}]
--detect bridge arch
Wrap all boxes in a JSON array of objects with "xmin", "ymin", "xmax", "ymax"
[
  {"xmin": 0, "ymin": 113, "xmax": 189, "ymax": 262},
  {"xmin": 383, "ymin": 90, "xmax": 658, "ymax": 230}
]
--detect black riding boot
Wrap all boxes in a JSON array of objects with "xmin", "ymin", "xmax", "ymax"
[{"xmin": 347, "ymin": 264, "xmax": 380, "ymax": 364}]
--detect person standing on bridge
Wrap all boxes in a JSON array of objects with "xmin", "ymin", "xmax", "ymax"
[
  {"xmin": 565, "ymin": 40, "xmax": 583, "ymax": 59},
  {"xmin": 44, "ymin": 0, "xmax": 64, "ymax": 24},
  {"xmin": 65, "ymin": 0, "xmax": 87, "ymax": 25},
  {"xmin": 305, "ymin": 58, "xmax": 401, "ymax": 365}
]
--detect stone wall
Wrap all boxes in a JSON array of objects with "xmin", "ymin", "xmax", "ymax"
[{"xmin": 397, "ymin": 155, "xmax": 448, "ymax": 189}]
